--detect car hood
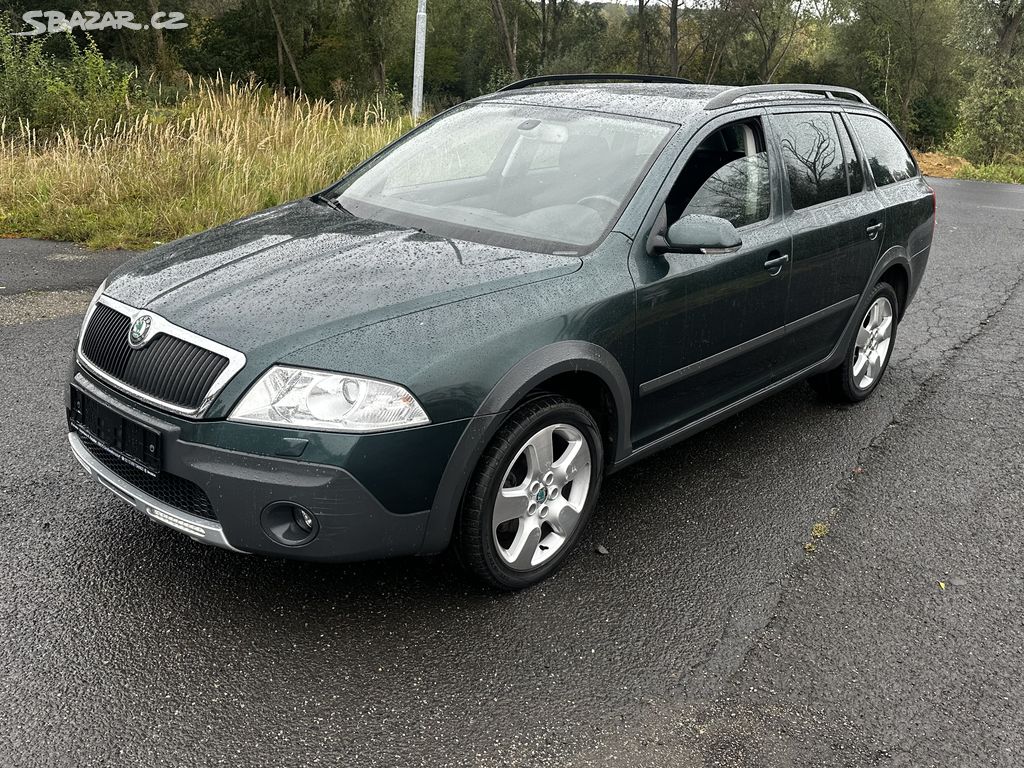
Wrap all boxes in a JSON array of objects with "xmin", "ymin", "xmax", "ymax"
[{"xmin": 104, "ymin": 199, "xmax": 582, "ymax": 360}]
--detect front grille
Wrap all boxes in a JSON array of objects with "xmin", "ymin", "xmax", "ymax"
[
  {"xmin": 80, "ymin": 435, "xmax": 217, "ymax": 521},
  {"xmin": 81, "ymin": 303, "xmax": 230, "ymax": 411}
]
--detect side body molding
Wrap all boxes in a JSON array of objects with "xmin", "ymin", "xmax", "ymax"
[
  {"xmin": 612, "ymin": 243, "xmax": 919, "ymax": 471},
  {"xmin": 420, "ymin": 341, "xmax": 632, "ymax": 554}
]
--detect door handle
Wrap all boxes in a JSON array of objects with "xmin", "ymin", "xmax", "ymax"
[
  {"xmin": 866, "ymin": 222, "xmax": 884, "ymax": 240},
  {"xmin": 763, "ymin": 254, "xmax": 789, "ymax": 276}
]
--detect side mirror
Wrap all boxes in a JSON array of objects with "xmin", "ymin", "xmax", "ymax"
[{"xmin": 657, "ymin": 214, "xmax": 742, "ymax": 255}]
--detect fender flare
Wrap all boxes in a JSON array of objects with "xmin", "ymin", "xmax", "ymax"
[
  {"xmin": 419, "ymin": 341, "xmax": 631, "ymax": 553},
  {"xmin": 872, "ymin": 244, "xmax": 914, "ymax": 313},
  {"xmin": 873, "ymin": 245, "xmax": 912, "ymax": 299},
  {"xmin": 826, "ymin": 245, "xmax": 913, "ymax": 371}
]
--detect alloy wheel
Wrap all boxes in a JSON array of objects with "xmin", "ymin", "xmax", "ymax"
[
  {"xmin": 491, "ymin": 423, "xmax": 593, "ymax": 571},
  {"xmin": 853, "ymin": 296, "xmax": 894, "ymax": 390}
]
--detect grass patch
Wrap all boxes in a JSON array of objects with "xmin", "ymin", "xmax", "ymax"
[
  {"xmin": 0, "ymin": 78, "xmax": 415, "ymax": 249},
  {"xmin": 954, "ymin": 161, "xmax": 1024, "ymax": 185}
]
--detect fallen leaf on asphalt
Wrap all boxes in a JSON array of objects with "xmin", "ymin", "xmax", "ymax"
[
  {"xmin": 595, "ymin": 544, "xmax": 609, "ymax": 555},
  {"xmin": 939, "ymin": 581, "xmax": 946, "ymax": 590}
]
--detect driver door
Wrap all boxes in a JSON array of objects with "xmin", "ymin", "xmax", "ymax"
[{"xmin": 630, "ymin": 113, "xmax": 792, "ymax": 446}]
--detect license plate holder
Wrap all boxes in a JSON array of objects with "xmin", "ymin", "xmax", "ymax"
[{"xmin": 69, "ymin": 387, "xmax": 162, "ymax": 476}]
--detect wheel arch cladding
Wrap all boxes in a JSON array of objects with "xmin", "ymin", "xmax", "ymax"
[
  {"xmin": 419, "ymin": 341, "xmax": 631, "ymax": 554},
  {"xmin": 829, "ymin": 247, "xmax": 912, "ymax": 373},
  {"xmin": 518, "ymin": 370, "xmax": 619, "ymax": 465},
  {"xmin": 879, "ymin": 262, "xmax": 910, "ymax": 318}
]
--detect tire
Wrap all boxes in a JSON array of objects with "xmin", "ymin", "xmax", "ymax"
[
  {"xmin": 454, "ymin": 396, "xmax": 604, "ymax": 590},
  {"xmin": 810, "ymin": 281, "xmax": 900, "ymax": 403}
]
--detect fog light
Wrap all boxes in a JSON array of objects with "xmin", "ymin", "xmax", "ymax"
[
  {"xmin": 294, "ymin": 506, "xmax": 315, "ymax": 532},
  {"xmin": 261, "ymin": 502, "xmax": 319, "ymax": 546}
]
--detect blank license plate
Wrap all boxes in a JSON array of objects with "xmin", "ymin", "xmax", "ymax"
[{"xmin": 70, "ymin": 387, "xmax": 162, "ymax": 476}]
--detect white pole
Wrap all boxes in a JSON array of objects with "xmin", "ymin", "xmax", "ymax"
[{"xmin": 412, "ymin": 0, "xmax": 427, "ymax": 120}]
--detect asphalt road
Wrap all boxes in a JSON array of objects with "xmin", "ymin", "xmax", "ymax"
[{"xmin": 1, "ymin": 177, "xmax": 1023, "ymax": 767}]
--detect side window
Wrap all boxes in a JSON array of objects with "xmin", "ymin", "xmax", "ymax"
[
  {"xmin": 682, "ymin": 154, "xmax": 770, "ymax": 228},
  {"xmin": 665, "ymin": 118, "xmax": 772, "ymax": 229},
  {"xmin": 849, "ymin": 114, "xmax": 917, "ymax": 187},
  {"xmin": 773, "ymin": 112, "xmax": 848, "ymax": 209},
  {"xmin": 835, "ymin": 116, "xmax": 864, "ymax": 194}
]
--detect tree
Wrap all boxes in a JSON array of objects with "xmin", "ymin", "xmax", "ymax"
[
  {"xmin": 269, "ymin": 0, "xmax": 304, "ymax": 91},
  {"xmin": 667, "ymin": 0, "xmax": 681, "ymax": 76},
  {"xmin": 348, "ymin": 0, "xmax": 403, "ymax": 92},
  {"xmin": 732, "ymin": 0, "xmax": 807, "ymax": 83},
  {"xmin": 531, "ymin": 0, "xmax": 567, "ymax": 66},
  {"xmin": 950, "ymin": 0, "xmax": 1023, "ymax": 58},
  {"xmin": 951, "ymin": 0, "xmax": 1024, "ymax": 161},
  {"xmin": 824, "ymin": 0, "xmax": 957, "ymax": 142},
  {"xmin": 995, "ymin": 0, "xmax": 1024, "ymax": 56},
  {"xmin": 636, "ymin": 0, "xmax": 654, "ymax": 73},
  {"xmin": 490, "ymin": 0, "xmax": 521, "ymax": 78}
]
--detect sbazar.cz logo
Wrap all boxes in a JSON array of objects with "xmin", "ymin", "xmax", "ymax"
[{"xmin": 13, "ymin": 10, "xmax": 188, "ymax": 36}]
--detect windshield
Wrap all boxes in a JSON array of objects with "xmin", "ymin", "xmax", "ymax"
[{"xmin": 332, "ymin": 103, "xmax": 675, "ymax": 254}]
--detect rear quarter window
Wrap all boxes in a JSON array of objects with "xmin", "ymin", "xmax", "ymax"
[{"xmin": 849, "ymin": 114, "xmax": 917, "ymax": 187}]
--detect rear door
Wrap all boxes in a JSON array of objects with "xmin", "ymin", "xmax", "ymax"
[
  {"xmin": 768, "ymin": 109, "xmax": 885, "ymax": 377},
  {"xmin": 846, "ymin": 111, "xmax": 936, "ymax": 286}
]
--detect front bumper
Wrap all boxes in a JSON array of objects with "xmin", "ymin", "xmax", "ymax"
[
  {"xmin": 69, "ymin": 431, "xmax": 241, "ymax": 551},
  {"xmin": 67, "ymin": 369, "xmax": 471, "ymax": 561}
]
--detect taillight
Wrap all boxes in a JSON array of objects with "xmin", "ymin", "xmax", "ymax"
[{"xmin": 928, "ymin": 184, "xmax": 937, "ymax": 235}]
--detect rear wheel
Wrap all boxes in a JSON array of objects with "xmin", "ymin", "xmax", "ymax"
[
  {"xmin": 810, "ymin": 282, "xmax": 899, "ymax": 403},
  {"xmin": 455, "ymin": 396, "xmax": 604, "ymax": 590}
]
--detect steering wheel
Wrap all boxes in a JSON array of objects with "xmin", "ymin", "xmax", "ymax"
[{"xmin": 576, "ymin": 195, "xmax": 619, "ymax": 216}]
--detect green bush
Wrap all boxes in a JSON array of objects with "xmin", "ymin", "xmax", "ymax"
[
  {"xmin": 910, "ymin": 93, "xmax": 958, "ymax": 151},
  {"xmin": 0, "ymin": 23, "xmax": 136, "ymax": 136},
  {"xmin": 951, "ymin": 64, "xmax": 1024, "ymax": 164}
]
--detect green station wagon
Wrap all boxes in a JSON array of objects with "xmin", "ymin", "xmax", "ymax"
[{"xmin": 67, "ymin": 76, "xmax": 935, "ymax": 589}]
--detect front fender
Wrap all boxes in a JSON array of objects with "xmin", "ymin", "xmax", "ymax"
[{"xmin": 419, "ymin": 341, "xmax": 632, "ymax": 554}]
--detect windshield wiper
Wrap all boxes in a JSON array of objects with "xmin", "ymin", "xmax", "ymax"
[{"xmin": 313, "ymin": 193, "xmax": 350, "ymax": 215}]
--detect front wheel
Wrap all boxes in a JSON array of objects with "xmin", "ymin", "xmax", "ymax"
[
  {"xmin": 455, "ymin": 396, "xmax": 604, "ymax": 590},
  {"xmin": 810, "ymin": 281, "xmax": 899, "ymax": 403}
]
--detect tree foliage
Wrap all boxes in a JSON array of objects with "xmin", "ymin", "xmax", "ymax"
[
  {"xmin": 0, "ymin": 18, "xmax": 134, "ymax": 134},
  {"xmin": 1, "ymin": 0, "xmax": 1022, "ymax": 152},
  {"xmin": 949, "ymin": 0, "xmax": 1024, "ymax": 161}
]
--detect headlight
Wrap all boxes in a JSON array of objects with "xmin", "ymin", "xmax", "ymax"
[{"xmin": 229, "ymin": 366, "xmax": 430, "ymax": 432}]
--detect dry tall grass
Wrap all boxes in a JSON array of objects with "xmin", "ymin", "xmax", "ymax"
[{"xmin": 0, "ymin": 79, "xmax": 415, "ymax": 248}]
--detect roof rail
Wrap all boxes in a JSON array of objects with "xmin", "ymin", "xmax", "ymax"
[
  {"xmin": 498, "ymin": 73, "xmax": 694, "ymax": 92},
  {"xmin": 704, "ymin": 83, "xmax": 871, "ymax": 110}
]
